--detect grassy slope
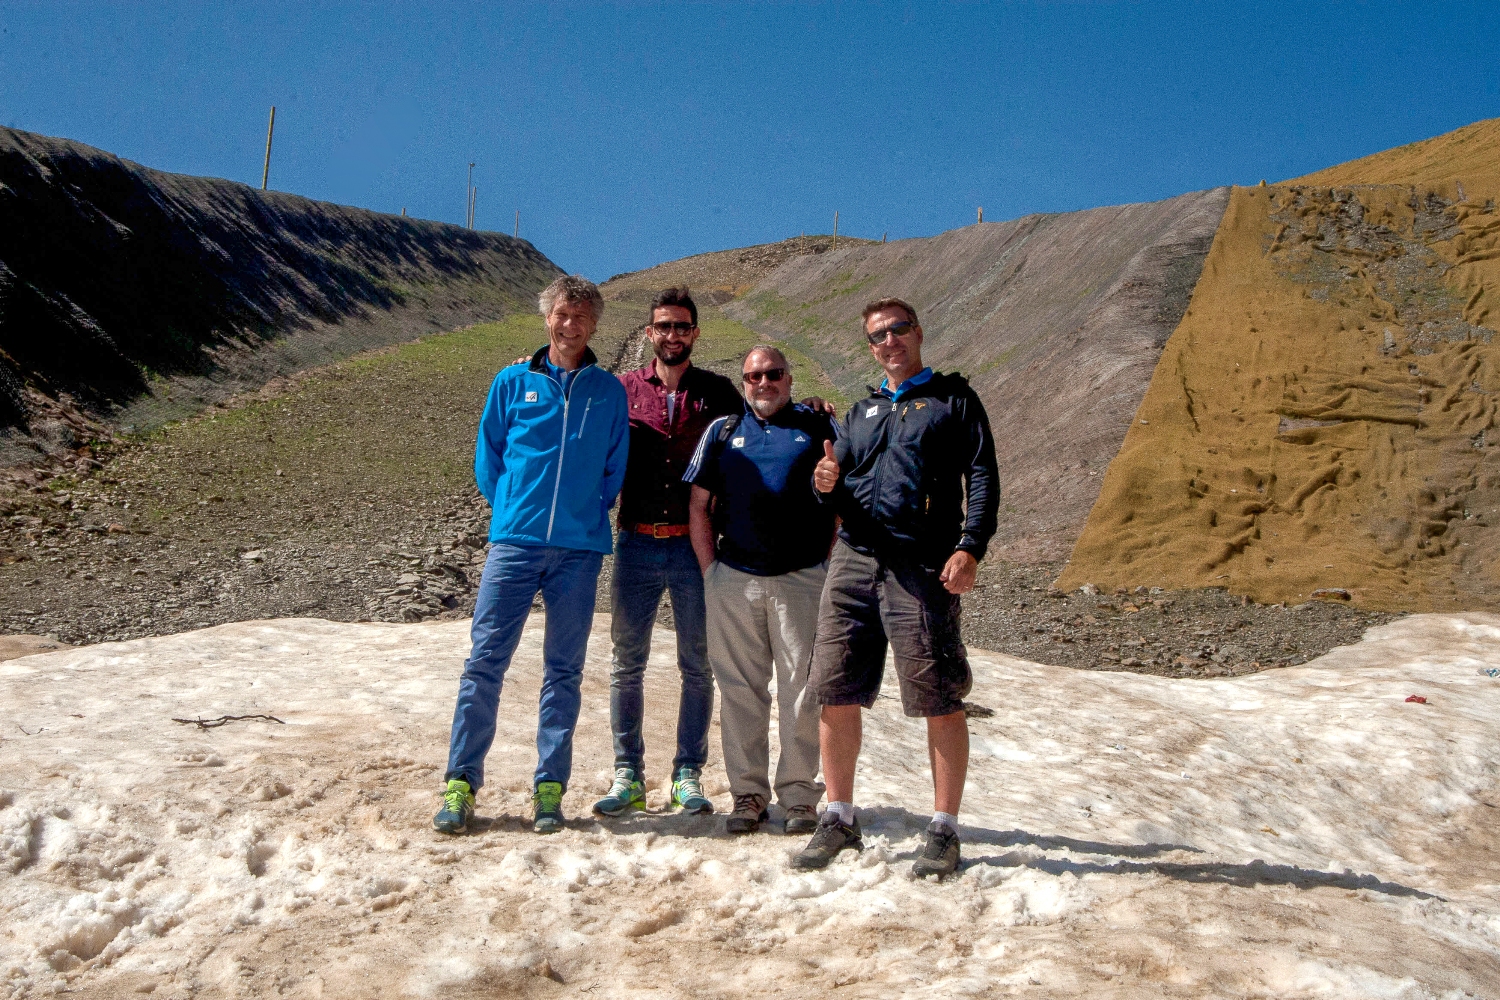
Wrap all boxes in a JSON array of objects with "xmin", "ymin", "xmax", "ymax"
[{"xmin": 1062, "ymin": 119, "xmax": 1500, "ymax": 610}]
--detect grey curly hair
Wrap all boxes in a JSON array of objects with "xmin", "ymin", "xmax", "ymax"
[{"xmin": 538, "ymin": 275, "xmax": 605, "ymax": 322}]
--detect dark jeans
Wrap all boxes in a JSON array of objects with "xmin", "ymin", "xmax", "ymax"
[
  {"xmin": 445, "ymin": 543, "xmax": 604, "ymax": 792},
  {"xmin": 609, "ymin": 532, "xmax": 714, "ymax": 776}
]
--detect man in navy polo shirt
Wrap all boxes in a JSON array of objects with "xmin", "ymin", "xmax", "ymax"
[{"xmin": 684, "ymin": 345, "xmax": 841, "ymax": 835}]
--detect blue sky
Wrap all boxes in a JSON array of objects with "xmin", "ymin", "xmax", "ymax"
[{"xmin": 3, "ymin": 2, "xmax": 1497, "ymax": 281}]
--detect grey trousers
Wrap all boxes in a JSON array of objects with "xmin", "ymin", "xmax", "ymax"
[{"xmin": 704, "ymin": 560, "xmax": 827, "ymax": 809}]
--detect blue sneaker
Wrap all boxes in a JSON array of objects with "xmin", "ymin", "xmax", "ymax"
[
  {"xmin": 670, "ymin": 767, "xmax": 713, "ymax": 814},
  {"xmin": 432, "ymin": 779, "xmax": 474, "ymax": 835},
  {"xmin": 592, "ymin": 767, "xmax": 646, "ymax": 817},
  {"xmin": 533, "ymin": 781, "xmax": 565, "ymax": 834}
]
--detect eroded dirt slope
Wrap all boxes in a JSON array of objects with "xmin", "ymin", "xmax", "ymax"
[
  {"xmin": 0, "ymin": 127, "xmax": 560, "ymax": 466},
  {"xmin": 726, "ymin": 190, "xmax": 1230, "ymax": 562},
  {"xmin": 1062, "ymin": 119, "xmax": 1500, "ymax": 610}
]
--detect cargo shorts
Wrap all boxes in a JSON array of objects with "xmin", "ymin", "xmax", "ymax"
[{"xmin": 810, "ymin": 540, "xmax": 973, "ymax": 718}]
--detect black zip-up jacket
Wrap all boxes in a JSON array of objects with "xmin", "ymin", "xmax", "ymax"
[{"xmin": 820, "ymin": 371, "xmax": 999, "ymax": 567}]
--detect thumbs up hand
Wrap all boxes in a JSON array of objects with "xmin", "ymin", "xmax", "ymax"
[{"xmin": 814, "ymin": 439, "xmax": 841, "ymax": 494}]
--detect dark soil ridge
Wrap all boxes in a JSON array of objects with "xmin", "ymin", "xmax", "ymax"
[{"xmin": 0, "ymin": 126, "xmax": 561, "ymax": 466}]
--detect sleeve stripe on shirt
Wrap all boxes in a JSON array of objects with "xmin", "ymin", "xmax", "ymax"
[{"xmin": 683, "ymin": 416, "xmax": 729, "ymax": 483}]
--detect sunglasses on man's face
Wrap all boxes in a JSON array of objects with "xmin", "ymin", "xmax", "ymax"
[
  {"xmin": 742, "ymin": 367, "xmax": 787, "ymax": 384},
  {"xmin": 650, "ymin": 321, "xmax": 695, "ymax": 335},
  {"xmin": 865, "ymin": 321, "xmax": 915, "ymax": 346}
]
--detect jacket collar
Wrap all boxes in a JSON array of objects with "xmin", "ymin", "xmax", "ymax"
[{"xmin": 529, "ymin": 344, "xmax": 598, "ymax": 374}]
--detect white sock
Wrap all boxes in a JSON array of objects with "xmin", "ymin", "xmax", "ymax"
[
  {"xmin": 826, "ymin": 801, "xmax": 855, "ymax": 825},
  {"xmin": 932, "ymin": 811, "xmax": 958, "ymax": 835}
]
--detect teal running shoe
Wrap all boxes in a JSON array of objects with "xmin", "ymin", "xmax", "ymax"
[
  {"xmin": 592, "ymin": 767, "xmax": 645, "ymax": 817},
  {"xmin": 432, "ymin": 779, "xmax": 475, "ymax": 835},
  {"xmin": 533, "ymin": 781, "xmax": 565, "ymax": 834},
  {"xmin": 670, "ymin": 766, "xmax": 713, "ymax": 814}
]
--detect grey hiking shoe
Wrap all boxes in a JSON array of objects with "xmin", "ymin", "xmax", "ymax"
[
  {"xmin": 592, "ymin": 767, "xmax": 645, "ymax": 817},
  {"xmin": 792, "ymin": 812, "xmax": 862, "ymax": 869},
  {"xmin": 724, "ymin": 793, "xmax": 768, "ymax": 835},
  {"xmin": 911, "ymin": 822, "xmax": 961, "ymax": 878},
  {"xmin": 783, "ymin": 804, "xmax": 818, "ymax": 835}
]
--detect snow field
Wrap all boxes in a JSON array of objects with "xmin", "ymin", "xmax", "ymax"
[{"xmin": 1, "ymin": 613, "xmax": 1498, "ymax": 998}]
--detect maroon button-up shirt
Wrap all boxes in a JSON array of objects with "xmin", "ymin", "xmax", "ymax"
[{"xmin": 617, "ymin": 363, "xmax": 743, "ymax": 528}]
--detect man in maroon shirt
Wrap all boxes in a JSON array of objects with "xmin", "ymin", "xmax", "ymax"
[{"xmin": 593, "ymin": 287, "xmax": 744, "ymax": 817}]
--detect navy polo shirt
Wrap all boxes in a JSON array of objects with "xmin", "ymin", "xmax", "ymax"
[{"xmin": 683, "ymin": 402, "xmax": 841, "ymax": 576}]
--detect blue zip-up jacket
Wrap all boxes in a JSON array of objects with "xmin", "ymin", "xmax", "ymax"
[{"xmin": 475, "ymin": 345, "xmax": 629, "ymax": 553}]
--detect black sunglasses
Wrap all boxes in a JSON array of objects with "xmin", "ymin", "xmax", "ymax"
[
  {"xmin": 742, "ymin": 368, "xmax": 787, "ymax": 383},
  {"xmin": 865, "ymin": 321, "xmax": 915, "ymax": 346},
  {"xmin": 650, "ymin": 321, "xmax": 695, "ymax": 334}
]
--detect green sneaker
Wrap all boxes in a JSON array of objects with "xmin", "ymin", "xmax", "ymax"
[
  {"xmin": 533, "ymin": 781, "xmax": 565, "ymax": 834},
  {"xmin": 433, "ymin": 779, "xmax": 475, "ymax": 835},
  {"xmin": 671, "ymin": 766, "xmax": 713, "ymax": 814},
  {"xmin": 592, "ymin": 767, "xmax": 645, "ymax": 817}
]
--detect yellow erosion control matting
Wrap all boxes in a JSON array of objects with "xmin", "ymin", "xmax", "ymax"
[{"xmin": 1061, "ymin": 119, "xmax": 1500, "ymax": 611}]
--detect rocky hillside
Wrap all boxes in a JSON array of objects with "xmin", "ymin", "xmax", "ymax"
[
  {"xmin": 725, "ymin": 189, "xmax": 1231, "ymax": 562},
  {"xmin": 0, "ymin": 127, "xmax": 560, "ymax": 466},
  {"xmin": 1061, "ymin": 118, "xmax": 1500, "ymax": 611}
]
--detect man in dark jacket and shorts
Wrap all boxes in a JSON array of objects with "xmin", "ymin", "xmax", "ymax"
[{"xmin": 794, "ymin": 296, "xmax": 998, "ymax": 878}]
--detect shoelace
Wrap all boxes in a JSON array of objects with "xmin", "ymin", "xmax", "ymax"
[
  {"xmin": 609, "ymin": 768, "xmax": 638, "ymax": 796},
  {"xmin": 676, "ymin": 774, "xmax": 706, "ymax": 801},
  {"xmin": 732, "ymin": 793, "xmax": 765, "ymax": 816},
  {"xmin": 443, "ymin": 787, "xmax": 471, "ymax": 812}
]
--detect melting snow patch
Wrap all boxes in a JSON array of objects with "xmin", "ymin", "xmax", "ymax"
[{"xmin": 0, "ymin": 613, "xmax": 1497, "ymax": 997}]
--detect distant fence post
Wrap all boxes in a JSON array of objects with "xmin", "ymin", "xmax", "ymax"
[
  {"xmin": 978, "ymin": 206, "xmax": 983, "ymax": 223},
  {"xmin": 832, "ymin": 211, "xmax": 839, "ymax": 251},
  {"xmin": 261, "ymin": 106, "xmax": 276, "ymax": 191},
  {"xmin": 515, "ymin": 210, "xmax": 519, "ymax": 238}
]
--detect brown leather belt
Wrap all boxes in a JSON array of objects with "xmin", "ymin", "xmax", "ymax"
[{"xmin": 629, "ymin": 522, "xmax": 691, "ymax": 538}]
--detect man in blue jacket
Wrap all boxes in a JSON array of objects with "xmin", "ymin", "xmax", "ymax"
[{"xmin": 434, "ymin": 275, "xmax": 629, "ymax": 836}]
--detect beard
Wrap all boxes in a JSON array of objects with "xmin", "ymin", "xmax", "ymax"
[
  {"xmin": 652, "ymin": 339, "xmax": 693, "ymax": 366},
  {"xmin": 748, "ymin": 393, "xmax": 786, "ymax": 418}
]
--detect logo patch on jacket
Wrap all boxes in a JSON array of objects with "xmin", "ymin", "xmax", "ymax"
[
  {"xmin": 794, "ymin": 434, "xmax": 807, "ymax": 443},
  {"xmin": 525, "ymin": 391, "xmax": 538, "ymax": 402},
  {"xmin": 865, "ymin": 405, "xmax": 880, "ymax": 417},
  {"xmin": 731, "ymin": 437, "xmax": 745, "ymax": 448}
]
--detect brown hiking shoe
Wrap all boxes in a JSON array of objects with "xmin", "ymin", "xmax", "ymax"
[
  {"xmin": 783, "ymin": 804, "xmax": 819, "ymax": 835},
  {"xmin": 724, "ymin": 793, "xmax": 768, "ymax": 835}
]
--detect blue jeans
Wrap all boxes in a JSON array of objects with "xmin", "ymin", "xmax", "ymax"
[
  {"xmin": 609, "ymin": 533, "xmax": 714, "ymax": 776},
  {"xmin": 445, "ymin": 543, "xmax": 604, "ymax": 792}
]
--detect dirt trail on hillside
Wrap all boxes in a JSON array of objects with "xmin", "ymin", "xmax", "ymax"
[
  {"xmin": 1062, "ymin": 120, "xmax": 1500, "ymax": 610},
  {"xmin": 727, "ymin": 190, "xmax": 1230, "ymax": 562}
]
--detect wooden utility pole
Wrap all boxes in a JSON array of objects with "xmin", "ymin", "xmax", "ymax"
[
  {"xmin": 978, "ymin": 206, "xmax": 983, "ymax": 223},
  {"xmin": 514, "ymin": 210, "xmax": 519, "ymax": 238},
  {"xmin": 832, "ymin": 211, "xmax": 839, "ymax": 251},
  {"xmin": 401, "ymin": 207, "xmax": 407, "ymax": 217},
  {"xmin": 466, "ymin": 162, "xmax": 475, "ymax": 228},
  {"xmin": 470, "ymin": 186, "xmax": 477, "ymax": 228},
  {"xmin": 261, "ymin": 106, "xmax": 276, "ymax": 191}
]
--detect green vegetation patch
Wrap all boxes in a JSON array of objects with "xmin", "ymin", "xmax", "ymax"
[{"xmin": 123, "ymin": 315, "xmax": 547, "ymax": 534}]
